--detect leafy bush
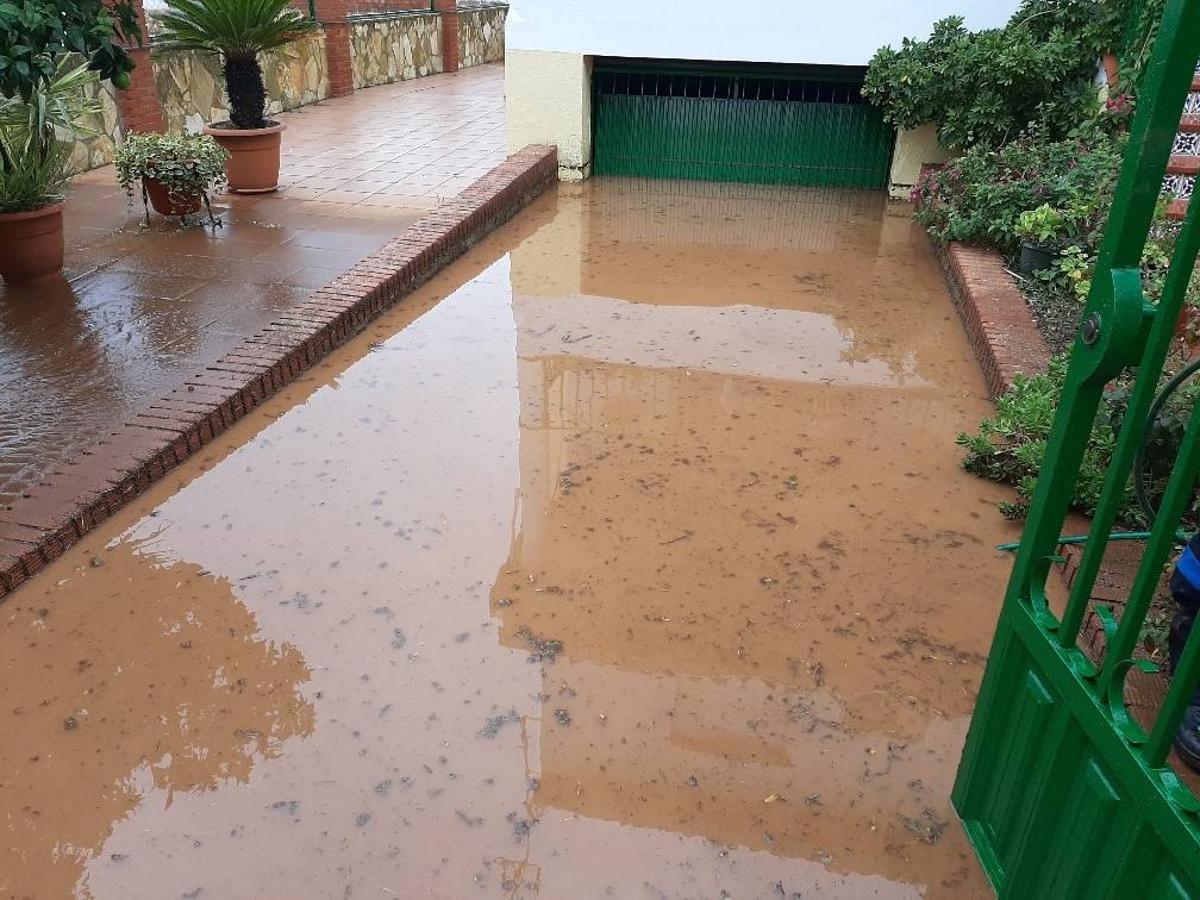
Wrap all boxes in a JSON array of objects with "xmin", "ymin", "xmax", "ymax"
[
  {"xmin": 0, "ymin": 58, "xmax": 100, "ymax": 212},
  {"xmin": 863, "ymin": 0, "xmax": 1117, "ymax": 148},
  {"xmin": 1015, "ymin": 203, "xmax": 1071, "ymax": 246},
  {"xmin": 1111, "ymin": 0, "xmax": 1166, "ymax": 91},
  {"xmin": 958, "ymin": 354, "xmax": 1200, "ymax": 526},
  {"xmin": 115, "ymin": 131, "xmax": 228, "ymax": 222},
  {"xmin": 0, "ymin": 0, "xmax": 141, "ymax": 101},
  {"xmin": 910, "ymin": 132, "xmax": 1123, "ymax": 254}
]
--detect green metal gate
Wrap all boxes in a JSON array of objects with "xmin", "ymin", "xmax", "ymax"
[
  {"xmin": 953, "ymin": 1, "xmax": 1200, "ymax": 895},
  {"xmin": 592, "ymin": 61, "xmax": 894, "ymax": 189}
]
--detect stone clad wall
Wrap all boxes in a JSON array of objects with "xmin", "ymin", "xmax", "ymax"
[
  {"xmin": 152, "ymin": 31, "xmax": 330, "ymax": 134},
  {"xmin": 63, "ymin": 69, "xmax": 122, "ymax": 174},
  {"xmin": 349, "ymin": 12, "xmax": 443, "ymax": 89},
  {"xmin": 69, "ymin": 4, "xmax": 505, "ymax": 173},
  {"xmin": 458, "ymin": 4, "xmax": 506, "ymax": 69}
]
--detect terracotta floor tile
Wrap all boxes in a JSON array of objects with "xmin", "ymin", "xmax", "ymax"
[
  {"xmin": 332, "ymin": 179, "xmax": 396, "ymax": 194},
  {"xmin": 0, "ymin": 63, "xmax": 505, "ymax": 505}
]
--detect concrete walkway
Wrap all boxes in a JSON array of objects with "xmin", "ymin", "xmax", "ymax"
[{"xmin": 0, "ymin": 64, "xmax": 504, "ymax": 505}]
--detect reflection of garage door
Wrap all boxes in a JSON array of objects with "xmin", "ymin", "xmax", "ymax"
[{"xmin": 592, "ymin": 59, "xmax": 895, "ymax": 189}]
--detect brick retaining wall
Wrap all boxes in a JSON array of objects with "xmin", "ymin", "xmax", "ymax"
[
  {"xmin": 0, "ymin": 145, "xmax": 558, "ymax": 600},
  {"xmin": 934, "ymin": 240, "xmax": 1051, "ymax": 397}
]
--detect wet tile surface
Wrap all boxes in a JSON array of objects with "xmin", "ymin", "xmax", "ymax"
[
  {"xmin": 0, "ymin": 64, "xmax": 504, "ymax": 506},
  {"xmin": 0, "ymin": 181, "xmax": 1019, "ymax": 898}
]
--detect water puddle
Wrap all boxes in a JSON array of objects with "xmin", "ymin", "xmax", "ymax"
[{"xmin": 0, "ymin": 181, "xmax": 1019, "ymax": 898}]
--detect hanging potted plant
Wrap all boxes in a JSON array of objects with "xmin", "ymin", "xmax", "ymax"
[
  {"xmin": 116, "ymin": 132, "xmax": 228, "ymax": 223},
  {"xmin": 156, "ymin": 0, "xmax": 317, "ymax": 193},
  {"xmin": 0, "ymin": 62, "xmax": 103, "ymax": 283}
]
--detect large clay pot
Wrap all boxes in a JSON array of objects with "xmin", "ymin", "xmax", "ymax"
[
  {"xmin": 204, "ymin": 121, "xmax": 286, "ymax": 193},
  {"xmin": 143, "ymin": 177, "xmax": 203, "ymax": 217},
  {"xmin": 0, "ymin": 202, "xmax": 65, "ymax": 283}
]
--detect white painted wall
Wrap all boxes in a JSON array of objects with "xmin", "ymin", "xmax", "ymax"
[{"xmin": 506, "ymin": 0, "xmax": 1020, "ymax": 66}]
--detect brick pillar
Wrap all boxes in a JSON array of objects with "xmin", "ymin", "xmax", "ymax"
[
  {"xmin": 313, "ymin": 0, "xmax": 355, "ymax": 97},
  {"xmin": 116, "ymin": 0, "xmax": 166, "ymax": 133},
  {"xmin": 433, "ymin": 0, "xmax": 459, "ymax": 73}
]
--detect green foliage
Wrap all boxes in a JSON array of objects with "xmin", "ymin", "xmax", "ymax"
[
  {"xmin": 1029, "ymin": 204, "xmax": 1200, "ymax": 324},
  {"xmin": 156, "ymin": 0, "xmax": 316, "ymax": 129},
  {"xmin": 911, "ymin": 132, "xmax": 1123, "ymax": 254},
  {"xmin": 0, "ymin": 0, "xmax": 140, "ymax": 102},
  {"xmin": 862, "ymin": 0, "xmax": 1116, "ymax": 149},
  {"xmin": 0, "ymin": 57, "xmax": 99, "ymax": 212},
  {"xmin": 960, "ymin": 353, "xmax": 1200, "ymax": 526},
  {"xmin": 1015, "ymin": 203, "xmax": 1070, "ymax": 246},
  {"xmin": 115, "ymin": 131, "xmax": 228, "ymax": 221},
  {"xmin": 1111, "ymin": 0, "xmax": 1166, "ymax": 90},
  {"xmin": 155, "ymin": 0, "xmax": 314, "ymax": 56}
]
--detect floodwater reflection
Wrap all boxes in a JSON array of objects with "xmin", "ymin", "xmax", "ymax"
[
  {"xmin": 0, "ymin": 181, "xmax": 1017, "ymax": 898},
  {"xmin": 0, "ymin": 538, "xmax": 313, "ymax": 898}
]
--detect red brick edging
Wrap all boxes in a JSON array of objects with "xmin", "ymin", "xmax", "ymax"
[
  {"xmin": 933, "ymin": 240, "xmax": 1051, "ymax": 397},
  {"xmin": 0, "ymin": 145, "xmax": 559, "ymax": 600}
]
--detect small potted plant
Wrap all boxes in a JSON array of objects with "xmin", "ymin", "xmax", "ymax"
[
  {"xmin": 1014, "ymin": 204, "xmax": 1068, "ymax": 276},
  {"xmin": 0, "ymin": 62, "xmax": 102, "ymax": 283},
  {"xmin": 156, "ymin": 0, "xmax": 317, "ymax": 193},
  {"xmin": 116, "ymin": 132, "xmax": 228, "ymax": 223}
]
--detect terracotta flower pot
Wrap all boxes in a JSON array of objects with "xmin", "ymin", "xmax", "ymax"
[
  {"xmin": 143, "ymin": 177, "xmax": 203, "ymax": 217},
  {"xmin": 0, "ymin": 202, "xmax": 65, "ymax": 284},
  {"xmin": 204, "ymin": 121, "xmax": 286, "ymax": 193}
]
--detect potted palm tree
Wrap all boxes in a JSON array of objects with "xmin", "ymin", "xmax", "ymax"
[
  {"xmin": 156, "ymin": 0, "xmax": 317, "ymax": 193},
  {"xmin": 0, "ymin": 62, "xmax": 102, "ymax": 283}
]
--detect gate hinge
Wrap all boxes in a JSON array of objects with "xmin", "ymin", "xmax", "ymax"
[{"xmin": 1077, "ymin": 267, "xmax": 1150, "ymax": 381}]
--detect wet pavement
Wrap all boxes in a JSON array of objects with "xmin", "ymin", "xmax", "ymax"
[
  {"xmin": 0, "ymin": 63, "xmax": 504, "ymax": 506},
  {"xmin": 0, "ymin": 180, "xmax": 1020, "ymax": 898}
]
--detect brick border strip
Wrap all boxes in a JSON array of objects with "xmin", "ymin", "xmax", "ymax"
[
  {"xmin": 933, "ymin": 240, "xmax": 1051, "ymax": 397},
  {"xmin": 0, "ymin": 144, "xmax": 559, "ymax": 600}
]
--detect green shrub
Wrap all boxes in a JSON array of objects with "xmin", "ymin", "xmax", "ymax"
[
  {"xmin": 1111, "ymin": 0, "xmax": 1166, "ymax": 91},
  {"xmin": 863, "ymin": 0, "xmax": 1117, "ymax": 149},
  {"xmin": 911, "ymin": 132, "xmax": 1123, "ymax": 254},
  {"xmin": 0, "ymin": 0, "xmax": 141, "ymax": 101},
  {"xmin": 959, "ymin": 354, "xmax": 1200, "ymax": 526}
]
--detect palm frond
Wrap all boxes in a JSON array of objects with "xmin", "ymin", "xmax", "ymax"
[{"xmin": 156, "ymin": 0, "xmax": 317, "ymax": 55}]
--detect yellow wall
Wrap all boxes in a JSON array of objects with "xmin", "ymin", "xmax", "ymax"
[
  {"xmin": 505, "ymin": 50, "xmax": 593, "ymax": 181},
  {"xmin": 888, "ymin": 123, "xmax": 951, "ymax": 199}
]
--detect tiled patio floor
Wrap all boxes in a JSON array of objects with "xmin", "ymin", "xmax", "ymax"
[{"xmin": 0, "ymin": 63, "xmax": 505, "ymax": 505}]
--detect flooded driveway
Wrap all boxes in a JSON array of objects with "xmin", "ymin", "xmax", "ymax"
[{"xmin": 0, "ymin": 181, "xmax": 1017, "ymax": 898}]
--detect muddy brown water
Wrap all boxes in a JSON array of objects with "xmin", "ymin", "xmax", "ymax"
[{"xmin": 0, "ymin": 181, "xmax": 1021, "ymax": 899}]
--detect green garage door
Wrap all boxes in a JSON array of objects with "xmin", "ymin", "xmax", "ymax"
[{"xmin": 592, "ymin": 61, "xmax": 895, "ymax": 189}]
